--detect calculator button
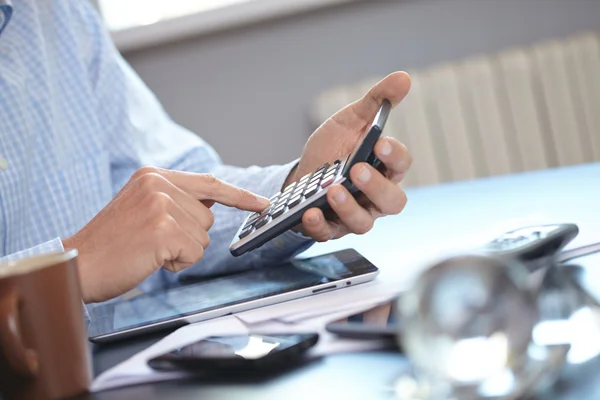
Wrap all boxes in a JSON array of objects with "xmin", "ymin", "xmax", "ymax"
[
  {"xmin": 321, "ymin": 175, "xmax": 335, "ymax": 188},
  {"xmin": 309, "ymin": 174, "xmax": 322, "ymax": 184},
  {"xmin": 271, "ymin": 206, "xmax": 286, "ymax": 219},
  {"xmin": 299, "ymin": 173, "xmax": 311, "ymax": 184},
  {"xmin": 288, "ymin": 194, "xmax": 303, "ymax": 208},
  {"xmin": 293, "ymin": 182, "xmax": 306, "ymax": 192},
  {"xmin": 315, "ymin": 163, "xmax": 329, "ymax": 174},
  {"xmin": 283, "ymin": 183, "xmax": 296, "ymax": 194},
  {"xmin": 304, "ymin": 183, "xmax": 320, "ymax": 197},
  {"xmin": 277, "ymin": 192, "xmax": 291, "ymax": 204},
  {"xmin": 269, "ymin": 193, "xmax": 280, "ymax": 202},
  {"xmin": 242, "ymin": 219, "xmax": 255, "ymax": 230},
  {"xmin": 281, "ymin": 192, "xmax": 293, "ymax": 202},
  {"xmin": 323, "ymin": 169, "xmax": 337, "ymax": 180},
  {"xmin": 246, "ymin": 213, "xmax": 259, "ymax": 223},
  {"xmin": 239, "ymin": 225, "xmax": 254, "ymax": 239},
  {"xmin": 244, "ymin": 217, "xmax": 258, "ymax": 228},
  {"xmin": 293, "ymin": 186, "xmax": 306, "ymax": 197},
  {"xmin": 255, "ymin": 216, "xmax": 271, "ymax": 229}
]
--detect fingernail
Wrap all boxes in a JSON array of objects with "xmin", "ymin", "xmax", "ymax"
[
  {"xmin": 358, "ymin": 166, "xmax": 371, "ymax": 183},
  {"xmin": 334, "ymin": 189, "xmax": 347, "ymax": 204},
  {"xmin": 308, "ymin": 214, "xmax": 320, "ymax": 224},
  {"xmin": 380, "ymin": 140, "xmax": 392, "ymax": 156}
]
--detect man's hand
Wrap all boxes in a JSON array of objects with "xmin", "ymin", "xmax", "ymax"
[
  {"xmin": 289, "ymin": 71, "xmax": 412, "ymax": 240},
  {"xmin": 63, "ymin": 167, "xmax": 268, "ymax": 303}
]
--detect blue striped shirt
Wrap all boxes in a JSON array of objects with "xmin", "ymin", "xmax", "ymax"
[{"xmin": 0, "ymin": 0, "xmax": 313, "ymax": 303}]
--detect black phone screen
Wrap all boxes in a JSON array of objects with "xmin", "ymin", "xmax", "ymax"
[
  {"xmin": 148, "ymin": 333, "xmax": 319, "ymax": 372},
  {"xmin": 325, "ymin": 298, "xmax": 401, "ymax": 340}
]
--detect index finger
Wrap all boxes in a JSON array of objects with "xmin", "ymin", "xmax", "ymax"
[
  {"xmin": 373, "ymin": 137, "xmax": 412, "ymax": 183},
  {"xmin": 195, "ymin": 174, "xmax": 270, "ymax": 211},
  {"xmin": 158, "ymin": 169, "xmax": 269, "ymax": 212}
]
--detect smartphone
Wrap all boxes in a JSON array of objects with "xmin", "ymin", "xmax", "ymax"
[
  {"xmin": 147, "ymin": 333, "xmax": 319, "ymax": 374},
  {"xmin": 325, "ymin": 298, "xmax": 401, "ymax": 344},
  {"xmin": 229, "ymin": 100, "xmax": 391, "ymax": 256}
]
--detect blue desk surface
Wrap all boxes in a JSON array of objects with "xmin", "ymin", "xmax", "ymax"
[
  {"xmin": 92, "ymin": 163, "xmax": 600, "ymax": 400},
  {"xmin": 302, "ymin": 162, "xmax": 600, "ymax": 287}
]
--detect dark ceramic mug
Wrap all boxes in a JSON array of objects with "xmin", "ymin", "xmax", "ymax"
[{"xmin": 0, "ymin": 250, "xmax": 91, "ymax": 400}]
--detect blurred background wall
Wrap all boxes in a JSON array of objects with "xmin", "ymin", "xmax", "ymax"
[{"xmin": 111, "ymin": 0, "xmax": 600, "ymax": 167}]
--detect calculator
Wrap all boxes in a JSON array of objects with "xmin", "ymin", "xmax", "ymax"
[{"xmin": 229, "ymin": 99, "xmax": 392, "ymax": 257}]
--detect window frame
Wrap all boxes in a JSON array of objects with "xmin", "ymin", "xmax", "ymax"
[{"xmin": 104, "ymin": 0, "xmax": 360, "ymax": 53}]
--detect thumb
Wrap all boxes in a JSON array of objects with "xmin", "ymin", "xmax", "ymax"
[{"xmin": 332, "ymin": 71, "xmax": 411, "ymax": 131}]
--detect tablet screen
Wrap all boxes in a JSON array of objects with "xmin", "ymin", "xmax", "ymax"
[{"xmin": 88, "ymin": 249, "xmax": 378, "ymax": 340}]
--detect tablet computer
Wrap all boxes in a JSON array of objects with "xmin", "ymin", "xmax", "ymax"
[{"xmin": 88, "ymin": 249, "xmax": 379, "ymax": 343}]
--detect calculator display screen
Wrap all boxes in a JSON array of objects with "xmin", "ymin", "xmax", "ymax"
[{"xmin": 88, "ymin": 249, "xmax": 378, "ymax": 338}]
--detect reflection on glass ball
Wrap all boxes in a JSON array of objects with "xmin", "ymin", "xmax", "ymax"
[{"xmin": 398, "ymin": 254, "xmax": 539, "ymax": 388}]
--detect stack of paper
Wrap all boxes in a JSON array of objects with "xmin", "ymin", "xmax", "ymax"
[{"xmin": 91, "ymin": 279, "xmax": 401, "ymax": 393}]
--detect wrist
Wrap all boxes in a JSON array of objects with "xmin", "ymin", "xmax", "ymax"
[
  {"xmin": 282, "ymin": 164, "xmax": 299, "ymax": 190},
  {"xmin": 62, "ymin": 235, "xmax": 93, "ymax": 304}
]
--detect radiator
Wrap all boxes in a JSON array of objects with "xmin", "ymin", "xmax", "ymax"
[{"xmin": 311, "ymin": 31, "xmax": 600, "ymax": 188}]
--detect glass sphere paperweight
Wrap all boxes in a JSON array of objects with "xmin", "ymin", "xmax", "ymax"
[{"xmin": 395, "ymin": 254, "xmax": 541, "ymax": 399}]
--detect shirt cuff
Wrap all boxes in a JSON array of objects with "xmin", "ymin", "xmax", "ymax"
[
  {"xmin": 250, "ymin": 159, "xmax": 316, "ymax": 266},
  {"xmin": 0, "ymin": 238, "xmax": 92, "ymax": 325},
  {"xmin": 0, "ymin": 237, "xmax": 65, "ymax": 263}
]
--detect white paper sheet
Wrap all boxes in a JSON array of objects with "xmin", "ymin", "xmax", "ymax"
[
  {"xmin": 91, "ymin": 294, "xmax": 399, "ymax": 393},
  {"xmin": 277, "ymin": 294, "xmax": 397, "ymax": 323},
  {"xmin": 234, "ymin": 278, "xmax": 401, "ymax": 325}
]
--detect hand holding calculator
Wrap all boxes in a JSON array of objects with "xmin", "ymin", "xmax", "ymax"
[{"xmin": 229, "ymin": 100, "xmax": 392, "ymax": 256}]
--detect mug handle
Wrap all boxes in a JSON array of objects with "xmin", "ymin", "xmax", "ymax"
[{"xmin": 0, "ymin": 289, "xmax": 39, "ymax": 377}]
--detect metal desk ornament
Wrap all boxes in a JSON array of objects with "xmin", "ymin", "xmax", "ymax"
[{"xmin": 393, "ymin": 223, "xmax": 600, "ymax": 400}]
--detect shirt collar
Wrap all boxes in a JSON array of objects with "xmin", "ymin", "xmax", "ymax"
[{"xmin": 0, "ymin": 0, "xmax": 13, "ymax": 36}]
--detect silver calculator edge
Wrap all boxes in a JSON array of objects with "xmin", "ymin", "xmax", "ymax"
[{"xmin": 228, "ymin": 156, "xmax": 351, "ymax": 255}]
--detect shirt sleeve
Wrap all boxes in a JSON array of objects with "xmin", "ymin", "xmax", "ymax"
[
  {"xmin": 0, "ymin": 237, "xmax": 64, "ymax": 263},
  {"xmin": 0, "ymin": 238, "xmax": 92, "ymax": 323},
  {"xmin": 73, "ymin": 2, "xmax": 314, "ymax": 292}
]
